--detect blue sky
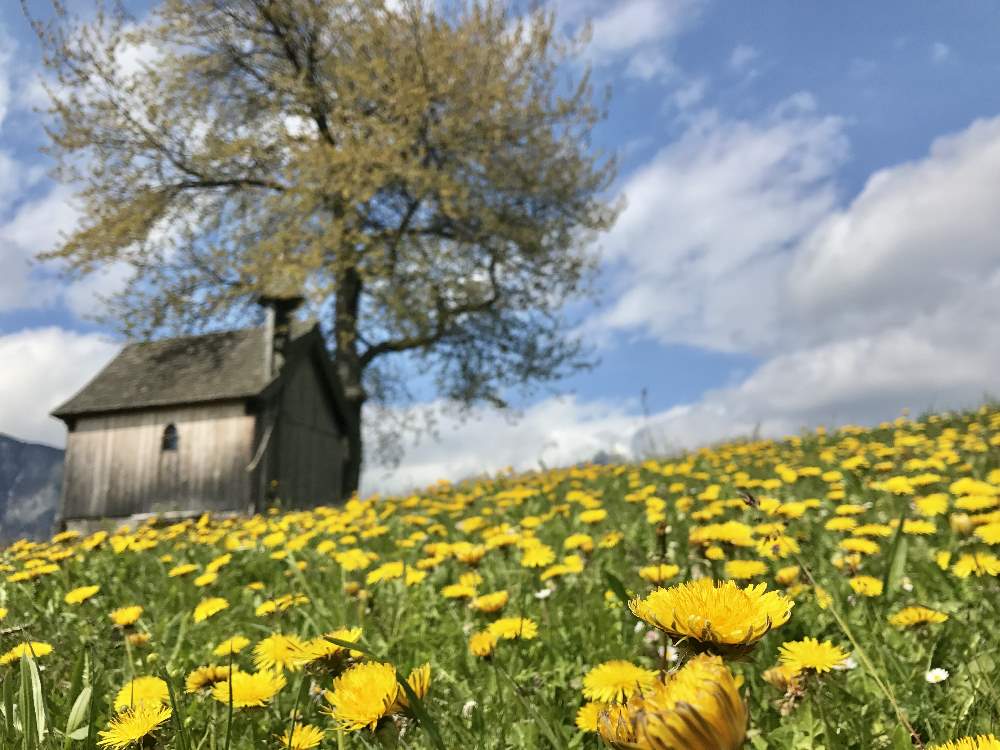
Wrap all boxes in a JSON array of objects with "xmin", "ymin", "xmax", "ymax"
[{"xmin": 3, "ymin": 1, "xmax": 1000, "ymax": 491}]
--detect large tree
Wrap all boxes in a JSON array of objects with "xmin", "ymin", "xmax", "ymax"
[{"xmin": 27, "ymin": 0, "xmax": 618, "ymax": 496}]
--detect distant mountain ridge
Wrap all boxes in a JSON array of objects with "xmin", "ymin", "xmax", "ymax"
[{"xmin": 0, "ymin": 434, "xmax": 63, "ymax": 543}]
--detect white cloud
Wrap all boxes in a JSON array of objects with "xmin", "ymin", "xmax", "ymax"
[
  {"xmin": 552, "ymin": 0, "xmax": 704, "ymax": 80},
  {"xmin": 594, "ymin": 95, "xmax": 848, "ymax": 351},
  {"xmin": 0, "ymin": 185, "xmax": 79, "ymax": 313},
  {"xmin": 789, "ymin": 117, "xmax": 1000, "ymax": 345},
  {"xmin": 671, "ymin": 76, "xmax": 708, "ymax": 111},
  {"xmin": 362, "ymin": 396, "xmax": 641, "ymax": 493},
  {"xmin": 729, "ymin": 43, "xmax": 758, "ymax": 71},
  {"xmin": 931, "ymin": 42, "xmax": 950, "ymax": 63},
  {"xmin": 0, "ymin": 327, "xmax": 117, "ymax": 446},
  {"xmin": 63, "ymin": 263, "xmax": 134, "ymax": 321},
  {"xmin": 567, "ymin": 111, "xmax": 1000, "ymax": 486},
  {"xmin": 0, "ymin": 29, "xmax": 13, "ymax": 128}
]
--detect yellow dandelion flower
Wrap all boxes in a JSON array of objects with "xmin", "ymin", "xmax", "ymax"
[
  {"xmin": 762, "ymin": 663, "xmax": 802, "ymax": 692},
  {"xmin": 849, "ymin": 575, "xmax": 883, "ymax": 597},
  {"xmin": 366, "ymin": 561, "xmax": 404, "ymax": 585},
  {"xmin": 303, "ymin": 627, "xmax": 364, "ymax": 663},
  {"xmin": 213, "ymin": 635, "xmax": 251, "ymax": 657},
  {"xmin": 441, "ymin": 583, "xmax": 477, "ymax": 599},
  {"xmin": 110, "ymin": 605, "xmax": 143, "ymax": 627},
  {"xmin": 629, "ymin": 579, "xmax": 793, "ymax": 652},
  {"xmin": 167, "ymin": 563, "xmax": 198, "ymax": 578},
  {"xmin": 582, "ymin": 660, "xmax": 658, "ymax": 703},
  {"xmin": 576, "ymin": 701, "xmax": 606, "ymax": 732},
  {"xmin": 952, "ymin": 552, "xmax": 1000, "ymax": 578},
  {"xmin": 97, "ymin": 703, "xmax": 172, "ymax": 750},
  {"xmin": 839, "ymin": 538, "xmax": 880, "ymax": 555},
  {"xmin": 185, "ymin": 665, "xmax": 236, "ymax": 693},
  {"xmin": 486, "ymin": 617, "xmax": 538, "ymax": 640},
  {"xmin": 638, "ymin": 564, "xmax": 680, "ymax": 584},
  {"xmin": 520, "ymin": 545, "xmax": 556, "ymax": 568},
  {"xmin": 929, "ymin": 736, "xmax": 1000, "ymax": 750},
  {"xmin": 599, "ymin": 531, "xmax": 625, "ymax": 549},
  {"xmin": 915, "ymin": 494, "xmax": 949, "ymax": 517},
  {"xmin": 323, "ymin": 661, "xmax": 398, "ymax": 731},
  {"xmin": 113, "ymin": 676, "xmax": 169, "ymax": 711},
  {"xmin": 471, "ymin": 590, "xmax": 509, "ymax": 613},
  {"xmin": 0, "ymin": 642, "xmax": 53, "ymax": 665},
  {"xmin": 852, "ymin": 524, "xmax": 893, "ymax": 538},
  {"xmin": 888, "ymin": 606, "xmax": 949, "ymax": 628},
  {"xmin": 469, "ymin": 631, "xmax": 497, "ymax": 657},
  {"xmin": 395, "ymin": 663, "xmax": 432, "ymax": 710},
  {"xmin": 564, "ymin": 533, "xmax": 594, "ymax": 552},
  {"xmin": 459, "ymin": 571, "xmax": 484, "ymax": 587},
  {"xmin": 65, "ymin": 585, "xmax": 100, "ymax": 605},
  {"xmin": 974, "ymin": 523, "xmax": 1000, "ymax": 545},
  {"xmin": 193, "ymin": 597, "xmax": 229, "ymax": 623},
  {"xmin": 705, "ymin": 545, "xmax": 726, "ymax": 561},
  {"xmin": 253, "ymin": 633, "xmax": 311, "ymax": 672},
  {"xmin": 578, "ymin": 509, "xmax": 608, "ymax": 524},
  {"xmin": 902, "ymin": 519, "xmax": 937, "ymax": 535},
  {"xmin": 193, "ymin": 571, "xmax": 218, "ymax": 587},
  {"xmin": 597, "ymin": 654, "xmax": 746, "ymax": 750},
  {"xmin": 774, "ymin": 565, "xmax": 800, "ymax": 586},
  {"xmin": 778, "ymin": 637, "xmax": 849, "ymax": 673},
  {"xmin": 211, "ymin": 670, "xmax": 286, "ymax": 708},
  {"xmin": 277, "ymin": 724, "xmax": 326, "ymax": 750},
  {"xmin": 127, "ymin": 633, "xmax": 150, "ymax": 648},
  {"xmin": 824, "ymin": 517, "xmax": 858, "ymax": 532},
  {"xmin": 724, "ymin": 559, "xmax": 768, "ymax": 580}
]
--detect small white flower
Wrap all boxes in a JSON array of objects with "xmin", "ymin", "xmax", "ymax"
[
  {"xmin": 925, "ymin": 668, "xmax": 949, "ymax": 684},
  {"xmin": 633, "ymin": 621, "xmax": 645, "ymax": 634},
  {"xmin": 643, "ymin": 630, "xmax": 660, "ymax": 644},
  {"xmin": 533, "ymin": 588, "xmax": 553, "ymax": 600},
  {"xmin": 901, "ymin": 577, "xmax": 914, "ymax": 592},
  {"xmin": 833, "ymin": 656, "xmax": 858, "ymax": 671},
  {"xmin": 461, "ymin": 700, "xmax": 478, "ymax": 719},
  {"xmin": 657, "ymin": 644, "xmax": 680, "ymax": 663}
]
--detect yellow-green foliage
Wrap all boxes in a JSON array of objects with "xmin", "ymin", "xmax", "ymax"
[{"xmin": 1, "ymin": 405, "xmax": 999, "ymax": 748}]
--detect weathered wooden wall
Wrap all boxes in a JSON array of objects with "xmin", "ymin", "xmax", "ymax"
[
  {"xmin": 273, "ymin": 356, "xmax": 344, "ymax": 508},
  {"xmin": 61, "ymin": 402, "xmax": 256, "ymax": 520}
]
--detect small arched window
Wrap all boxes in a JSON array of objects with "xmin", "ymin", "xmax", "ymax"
[{"xmin": 161, "ymin": 423, "xmax": 179, "ymax": 451}]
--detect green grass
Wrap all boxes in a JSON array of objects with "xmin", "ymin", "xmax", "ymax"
[{"xmin": 0, "ymin": 405, "xmax": 999, "ymax": 748}]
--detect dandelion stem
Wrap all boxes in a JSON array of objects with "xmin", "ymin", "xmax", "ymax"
[{"xmin": 795, "ymin": 555, "xmax": 924, "ymax": 749}]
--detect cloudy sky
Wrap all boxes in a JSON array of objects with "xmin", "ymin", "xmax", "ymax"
[{"xmin": 2, "ymin": 1, "xmax": 1000, "ymax": 492}]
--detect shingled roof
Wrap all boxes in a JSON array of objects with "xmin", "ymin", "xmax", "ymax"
[{"xmin": 52, "ymin": 327, "xmax": 277, "ymax": 418}]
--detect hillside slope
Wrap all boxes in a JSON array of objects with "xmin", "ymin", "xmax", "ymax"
[{"xmin": 0, "ymin": 433, "xmax": 62, "ymax": 541}]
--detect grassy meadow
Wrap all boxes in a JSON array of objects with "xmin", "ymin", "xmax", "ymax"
[{"xmin": 1, "ymin": 405, "xmax": 1000, "ymax": 749}]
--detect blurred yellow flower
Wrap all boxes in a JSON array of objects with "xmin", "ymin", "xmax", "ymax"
[
  {"xmin": 65, "ymin": 585, "xmax": 100, "ymax": 605},
  {"xmin": 597, "ymin": 654, "xmax": 746, "ymax": 750},
  {"xmin": 113, "ymin": 676, "xmax": 169, "ymax": 711},
  {"xmin": 849, "ymin": 575, "xmax": 883, "ymax": 597},
  {"xmin": 110, "ymin": 605, "xmax": 143, "ymax": 627},
  {"xmin": 779, "ymin": 637, "xmax": 849, "ymax": 673},
  {"xmin": 582, "ymin": 660, "xmax": 658, "ymax": 703},
  {"xmin": 277, "ymin": 724, "xmax": 326, "ymax": 750},
  {"xmin": 193, "ymin": 597, "xmax": 229, "ymax": 623},
  {"xmin": 211, "ymin": 670, "xmax": 286, "ymax": 708}
]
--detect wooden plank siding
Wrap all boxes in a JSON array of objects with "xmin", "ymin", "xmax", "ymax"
[
  {"xmin": 273, "ymin": 355, "xmax": 345, "ymax": 508},
  {"xmin": 61, "ymin": 402, "xmax": 256, "ymax": 520}
]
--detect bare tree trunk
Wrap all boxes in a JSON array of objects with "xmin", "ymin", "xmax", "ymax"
[
  {"xmin": 340, "ymin": 395, "xmax": 363, "ymax": 499},
  {"xmin": 334, "ymin": 265, "xmax": 365, "ymax": 500}
]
